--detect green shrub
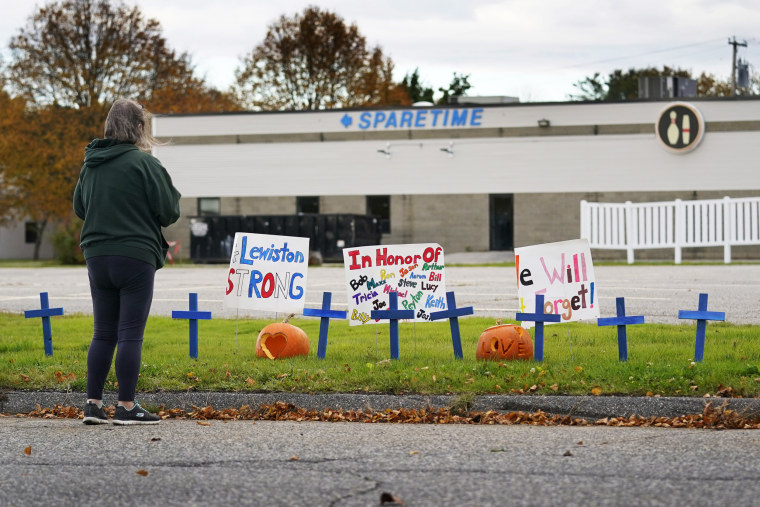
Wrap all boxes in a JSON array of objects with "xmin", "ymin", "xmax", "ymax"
[{"xmin": 51, "ymin": 216, "xmax": 85, "ymax": 265}]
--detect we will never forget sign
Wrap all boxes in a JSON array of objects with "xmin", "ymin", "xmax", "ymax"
[{"xmin": 515, "ymin": 239, "xmax": 599, "ymax": 328}]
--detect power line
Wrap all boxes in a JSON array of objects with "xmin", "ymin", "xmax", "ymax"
[{"xmin": 557, "ymin": 38, "xmax": 726, "ymax": 70}]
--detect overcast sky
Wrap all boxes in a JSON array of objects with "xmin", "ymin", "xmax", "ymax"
[{"xmin": 2, "ymin": 0, "xmax": 760, "ymax": 102}]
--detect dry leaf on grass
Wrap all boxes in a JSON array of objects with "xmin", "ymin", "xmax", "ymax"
[{"xmin": 12, "ymin": 401, "xmax": 760, "ymax": 430}]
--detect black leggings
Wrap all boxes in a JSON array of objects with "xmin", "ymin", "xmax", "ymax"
[{"xmin": 85, "ymin": 255, "xmax": 155, "ymax": 402}]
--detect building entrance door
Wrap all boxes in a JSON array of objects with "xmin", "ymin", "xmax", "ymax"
[{"xmin": 489, "ymin": 194, "xmax": 514, "ymax": 250}]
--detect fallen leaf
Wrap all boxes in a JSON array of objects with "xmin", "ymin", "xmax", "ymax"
[
  {"xmin": 550, "ymin": 383, "xmax": 559, "ymax": 391},
  {"xmin": 197, "ymin": 421, "xmax": 212, "ymax": 426},
  {"xmin": 409, "ymin": 450, "xmax": 419, "ymax": 456},
  {"xmin": 380, "ymin": 492, "xmax": 403, "ymax": 504},
  {"xmin": 150, "ymin": 437, "xmax": 161, "ymax": 442},
  {"xmin": 591, "ymin": 387, "xmax": 602, "ymax": 396},
  {"xmin": 245, "ymin": 377, "xmax": 256, "ymax": 386},
  {"xmin": 577, "ymin": 441, "xmax": 584, "ymax": 446},
  {"xmin": 23, "ymin": 446, "xmax": 31, "ymax": 455},
  {"xmin": 136, "ymin": 470, "xmax": 149, "ymax": 477},
  {"xmin": 290, "ymin": 455, "xmax": 299, "ymax": 461},
  {"xmin": 563, "ymin": 450, "xmax": 573, "ymax": 457}
]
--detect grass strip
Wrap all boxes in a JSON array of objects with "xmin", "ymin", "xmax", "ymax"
[{"xmin": 2, "ymin": 312, "xmax": 760, "ymax": 397}]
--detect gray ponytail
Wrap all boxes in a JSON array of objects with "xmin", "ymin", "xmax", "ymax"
[{"xmin": 103, "ymin": 98, "xmax": 160, "ymax": 151}]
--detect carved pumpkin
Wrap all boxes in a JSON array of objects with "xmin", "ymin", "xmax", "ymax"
[
  {"xmin": 255, "ymin": 314, "xmax": 309, "ymax": 359},
  {"xmin": 476, "ymin": 321, "xmax": 533, "ymax": 361}
]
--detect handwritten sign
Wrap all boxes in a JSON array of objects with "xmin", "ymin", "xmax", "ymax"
[
  {"xmin": 514, "ymin": 239, "xmax": 599, "ymax": 328},
  {"xmin": 343, "ymin": 244, "xmax": 446, "ymax": 326},
  {"xmin": 224, "ymin": 233, "xmax": 309, "ymax": 313}
]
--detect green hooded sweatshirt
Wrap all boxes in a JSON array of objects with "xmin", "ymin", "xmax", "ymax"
[{"xmin": 73, "ymin": 139, "xmax": 181, "ymax": 269}]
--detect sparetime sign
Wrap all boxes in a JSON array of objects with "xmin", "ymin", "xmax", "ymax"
[{"xmin": 340, "ymin": 108, "xmax": 484, "ymax": 130}]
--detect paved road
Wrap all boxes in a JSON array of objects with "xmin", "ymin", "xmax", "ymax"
[
  {"xmin": 1, "ymin": 263, "xmax": 759, "ymax": 324},
  {"xmin": 2, "ymin": 417, "xmax": 760, "ymax": 507}
]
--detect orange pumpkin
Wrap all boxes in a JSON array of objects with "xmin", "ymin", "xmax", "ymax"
[
  {"xmin": 255, "ymin": 314, "xmax": 310, "ymax": 359},
  {"xmin": 476, "ymin": 321, "xmax": 533, "ymax": 361}
]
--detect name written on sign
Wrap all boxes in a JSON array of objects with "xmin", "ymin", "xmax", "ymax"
[{"xmin": 343, "ymin": 244, "xmax": 446, "ymax": 325}]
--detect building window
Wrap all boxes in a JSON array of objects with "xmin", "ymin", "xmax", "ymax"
[
  {"xmin": 296, "ymin": 196, "xmax": 320, "ymax": 214},
  {"xmin": 198, "ymin": 197, "xmax": 221, "ymax": 216},
  {"xmin": 367, "ymin": 195, "xmax": 390, "ymax": 234},
  {"xmin": 25, "ymin": 222, "xmax": 38, "ymax": 244}
]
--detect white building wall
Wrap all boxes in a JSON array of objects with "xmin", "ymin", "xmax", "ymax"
[
  {"xmin": 153, "ymin": 130, "xmax": 760, "ymax": 198},
  {"xmin": 0, "ymin": 222, "xmax": 55, "ymax": 259}
]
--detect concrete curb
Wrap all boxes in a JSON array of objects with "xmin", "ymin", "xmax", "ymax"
[{"xmin": 2, "ymin": 390, "xmax": 760, "ymax": 420}]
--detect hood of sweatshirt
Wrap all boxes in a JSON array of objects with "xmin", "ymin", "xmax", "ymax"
[{"xmin": 84, "ymin": 138, "xmax": 138, "ymax": 168}]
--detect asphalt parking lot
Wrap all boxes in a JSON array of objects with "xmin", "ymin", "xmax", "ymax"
[{"xmin": 1, "ymin": 261, "xmax": 759, "ymax": 325}]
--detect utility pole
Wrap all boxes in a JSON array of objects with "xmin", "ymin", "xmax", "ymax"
[{"xmin": 729, "ymin": 36, "xmax": 748, "ymax": 96}]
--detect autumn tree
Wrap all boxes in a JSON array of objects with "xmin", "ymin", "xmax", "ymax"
[
  {"xmin": 0, "ymin": 93, "xmax": 101, "ymax": 258},
  {"xmin": 144, "ymin": 52, "xmax": 242, "ymax": 114},
  {"xmin": 2, "ymin": 0, "xmax": 239, "ymax": 258},
  {"xmin": 696, "ymin": 71, "xmax": 760, "ymax": 97},
  {"xmin": 233, "ymin": 6, "xmax": 408, "ymax": 110},
  {"xmin": 354, "ymin": 47, "xmax": 411, "ymax": 107},
  {"xmin": 6, "ymin": 0, "xmax": 236, "ymax": 112}
]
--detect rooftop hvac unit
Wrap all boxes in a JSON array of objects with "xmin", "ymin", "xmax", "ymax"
[{"xmin": 638, "ymin": 76, "xmax": 697, "ymax": 99}]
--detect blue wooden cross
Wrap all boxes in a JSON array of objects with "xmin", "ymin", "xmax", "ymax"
[
  {"xmin": 24, "ymin": 292, "xmax": 64, "ymax": 356},
  {"xmin": 597, "ymin": 297, "xmax": 645, "ymax": 362},
  {"xmin": 515, "ymin": 294, "xmax": 561, "ymax": 362},
  {"xmin": 371, "ymin": 291, "xmax": 414, "ymax": 360},
  {"xmin": 303, "ymin": 292, "xmax": 347, "ymax": 359},
  {"xmin": 172, "ymin": 292, "xmax": 212, "ymax": 359},
  {"xmin": 430, "ymin": 291, "xmax": 474, "ymax": 359},
  {"xmin": 678, "ymin": 293, "xmax": 725, "ymax": 362}
]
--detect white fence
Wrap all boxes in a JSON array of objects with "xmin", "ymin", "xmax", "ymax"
[{"xmin": 580, "ymin": 197, "xmax": 760, "ymax": 264}]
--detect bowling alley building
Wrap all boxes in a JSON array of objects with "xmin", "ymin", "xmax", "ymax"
[
  {"xmin": 3, "ymin": 94, "xmax": 760, "ymax": 262},
  {"xmin": 150, "ymin": 95, "xmax": 760, "ymax": 262}
]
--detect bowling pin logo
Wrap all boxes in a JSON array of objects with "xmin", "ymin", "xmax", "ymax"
[
  {"xmin": 667, "ymin": 111, "xmax": 679, "ymax": 145},
  {"xmin": 656, "ymin": 102, "xmax": 704, "ymax": 154}
]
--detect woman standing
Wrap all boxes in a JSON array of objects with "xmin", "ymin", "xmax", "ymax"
[{"xmin": 74, "ymin": 98, "xmax": 181, "ymax": 425}]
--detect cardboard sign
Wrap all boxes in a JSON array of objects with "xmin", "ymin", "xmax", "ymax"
[
  {"xmin": 343, "ymin": 244, "xmax": 446, "ymax": 326},
  {"xmin": 514, "ymin": 239, "xmax": 598, "ymax": 328},
  {"xmin": 224, "ymin": 232, "xmax": 309, "ymax": 313}
]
